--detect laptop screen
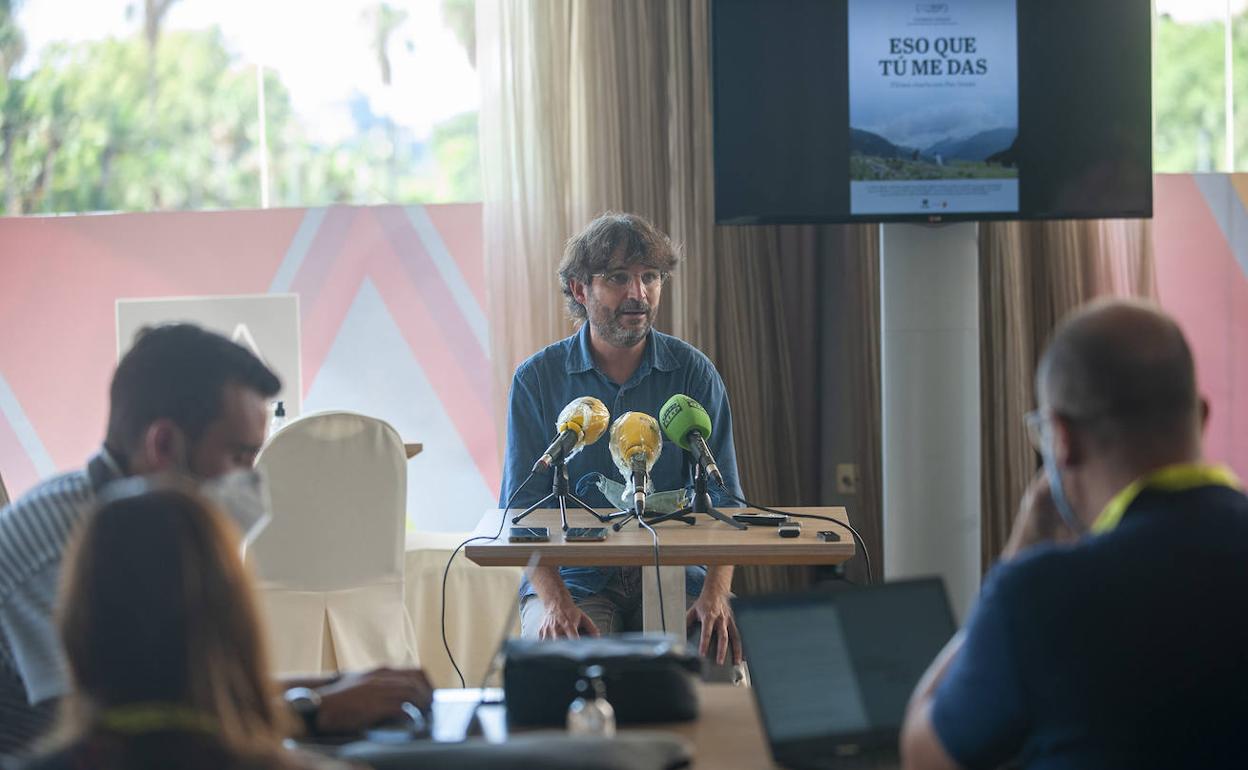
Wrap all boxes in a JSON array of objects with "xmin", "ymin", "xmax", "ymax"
[{"xmin": 734, "ymin": 579, "xmax": 956, "ymax": 746}]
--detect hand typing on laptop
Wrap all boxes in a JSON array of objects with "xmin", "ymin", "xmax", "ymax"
[{"xmin": 284, "ymin": 667, "xmax": 434, "ymax": 735}]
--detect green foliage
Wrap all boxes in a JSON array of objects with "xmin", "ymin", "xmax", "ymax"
[
  {"xmin": 0, "ymin": 7, "xmax": 481, "ymax": 215},
  {"xmin": 428, "ymin": 110, "xmax": 480, "ymax": 201},
  {"xmin": 1154, "ymin": 11, "xmax": 1248, "ymax": 172},
  {"xmin": 850, "ymin": 153, "xmax": 1018, "ymax": 181},
  {"xmin": 3, "ymin": 30, "xmax": 275, "ymax": 212},
  {"xmin": 1, "ymin": 0, "xmax": 25, "ymax": 75}
]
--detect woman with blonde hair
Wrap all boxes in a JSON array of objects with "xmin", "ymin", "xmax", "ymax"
[{"xmin": 24, "ymin": 478, "xmax": 342, "ymax": 770}]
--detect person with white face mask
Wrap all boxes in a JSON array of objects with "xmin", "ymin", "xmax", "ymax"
[
  {"xmin": 0, "ymin": 324, "xmax": 431, "ymax": 763},
  {"xmin": 900, "ymin": 299, "xmax": 1248, "ymax": 770}
]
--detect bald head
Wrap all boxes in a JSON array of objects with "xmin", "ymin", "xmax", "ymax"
[{"xmin": 1037, "ymin": 298, "xmax": 1200, "ymax": 457}]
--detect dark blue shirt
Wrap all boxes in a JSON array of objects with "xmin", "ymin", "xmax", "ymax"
[
  {"xmin": 931, "ymin": 484, "xmax": 1248, "ymax": 769},
  {"xmin": 499, "ymin": 325, "xmax": 744, "ymax": 600}
]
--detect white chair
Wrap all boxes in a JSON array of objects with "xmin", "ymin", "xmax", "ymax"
[{"xmin": 249, "ymin": 411, "xmax": 416, "ymax": 676}]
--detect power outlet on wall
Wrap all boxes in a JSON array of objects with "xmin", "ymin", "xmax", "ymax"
[{"xmin": 835, "ymin": 463, "xmax": 859, "ymax": 495}]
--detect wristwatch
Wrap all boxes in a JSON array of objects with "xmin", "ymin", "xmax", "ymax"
[{"xmin": 283, "ymin": 686, "xmax": 323, "ymax": 736}]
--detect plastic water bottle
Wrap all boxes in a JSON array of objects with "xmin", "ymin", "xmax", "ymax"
[
  {"xmin": 566, "ymin": 665, "xmax": 616, "ymax": 737},
  {"xmin": 269, "ymin": 401, "xmax": 286, "ymax": 437}
]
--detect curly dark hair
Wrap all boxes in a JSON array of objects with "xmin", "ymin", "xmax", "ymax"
[{"xmin": 556, "ymin": 212, "xmax": 681, "ymax": 320}]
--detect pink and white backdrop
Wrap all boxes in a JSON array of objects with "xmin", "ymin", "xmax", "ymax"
[
  {"xmin": 1154, "ymin": 175, "xmax": 1248, "ymax": 480},
  {"xmin": 1, "ymin": 176, "xmax": 1245, "ymax": 527},
  {"xmin": 0, "ymin": 204, "xmax": 498, "ymax": 530}
]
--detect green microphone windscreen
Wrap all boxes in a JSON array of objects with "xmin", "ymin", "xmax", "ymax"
[{"xmin": 659, "ymin": 394, "xmax": 712, "ymax": 451}]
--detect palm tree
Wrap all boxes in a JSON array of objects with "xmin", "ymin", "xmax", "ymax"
[
  {"xmin": 142, "ymin": 0, "xmax": 178, "ymax": 113},
  {"xmin": 366, "ymin": 2, "xmax": 408, "ymax": 87},
  {"xmin": 440, "ymin": 0, "xmax": 475, "ymax": 68},
  {"xmin": 363, "ymin": 2, "xmax": 408, "ymax": 198}
]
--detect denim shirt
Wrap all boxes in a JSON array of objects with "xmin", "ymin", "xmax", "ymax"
[{"xmin": 499, "ymin": 325, "xmax": 744, "ymax": 600}]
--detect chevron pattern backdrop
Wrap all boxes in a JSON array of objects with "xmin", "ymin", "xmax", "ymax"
[
  {"xmin": 0, "ymin": 204, "xmax": 496, "ymax": 531},
  {"xmin": 1, "ymin": 179, "xmax": 1245, "ymax": 524},
  {"xmin": 1154, "ymin": 175, "xmax": 1248, "ymax": 480}
]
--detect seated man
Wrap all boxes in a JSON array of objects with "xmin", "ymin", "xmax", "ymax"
[
  {"xmin": 0, "ymin": 324, "xmax": 431, "ymax": 761},
  {"xmin": 901, "ymin": 299, "xmax": 1248, "ymax": 769},
  {"xmin": 499, "ymin": 212, "xmax": 744, "ymax": 669}
]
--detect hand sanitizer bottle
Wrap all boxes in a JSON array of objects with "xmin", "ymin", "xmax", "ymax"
[
  {"xmin": 566, "ymin": 665, "xmax": 616, "ymax": 737},
  {"xmin": 269, "ymin": 401, "xmax": 287, "ymax": 437}
]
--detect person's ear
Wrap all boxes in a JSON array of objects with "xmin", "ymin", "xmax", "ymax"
[
  {"xmin": 1051, "ymin": 414, "xmax": 1083, "ymax": 469},
  {"xmin": 140, "ymin": 419, "xmax": 188, "ymax": 473},
  {"xmin": 1198, "ymin": 396, "xmax": 1210, "ymax": 434},
  {"xmin": 570, "ymin": 277, "xmax": 590, "ymax": 306}
]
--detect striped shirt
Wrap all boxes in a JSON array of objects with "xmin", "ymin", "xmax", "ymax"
[{"xmin": 0, "ymin": 451, "xmax": 121, "ymax": 760}]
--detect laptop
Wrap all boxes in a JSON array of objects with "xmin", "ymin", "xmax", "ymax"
[{"xmin": 733, "ymin": 578, "xmax": 957, "ymax": 769}]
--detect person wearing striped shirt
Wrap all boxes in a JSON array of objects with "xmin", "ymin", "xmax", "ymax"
[{"xmin": 0, "ymin": 324, "xmax": 431, "ymax": 762}]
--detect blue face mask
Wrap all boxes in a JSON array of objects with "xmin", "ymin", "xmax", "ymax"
[{"xmin": 1042, "ymin": 432, "xmax": 1085, "ymax": 536}]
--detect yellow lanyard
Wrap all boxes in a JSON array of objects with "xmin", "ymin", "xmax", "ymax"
[
  {"xmin": 98, "ymin": 703, "xmax": 218, "ymax": 736},
  {"xmin": 1091, "ymin": 463, "xmax": 1243, "ymax": 535}
]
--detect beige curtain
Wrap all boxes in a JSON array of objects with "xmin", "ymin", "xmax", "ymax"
[
  {"xmin": 978, "ymin": 220, "xmax": 1155, "ymax": 570},
  {"xmin": 478, "ymin": 0, "xmax": 882, "ymax": 594},
  {"xmin": 838, "ymin": 226, "xmax": 882, "ymax": 585}
]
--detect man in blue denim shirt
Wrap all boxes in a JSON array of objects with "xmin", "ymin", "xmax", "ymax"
[{"xmin": 499, "ymin": 212, "xmax": 745, "ymax": 666}]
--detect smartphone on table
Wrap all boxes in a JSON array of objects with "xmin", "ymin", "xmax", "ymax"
[
  {"xmin": 564, "ymin": 527, "xmax": 608, "ymax": 542},
  {"xmin": 508, "ymin": 526, "xmax": 550, "ymax": 543}
]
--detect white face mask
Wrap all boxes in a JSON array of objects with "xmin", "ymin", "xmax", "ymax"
[{"xmin": 200, "ymin": 469, "xmax": 272, "ymax": 551}]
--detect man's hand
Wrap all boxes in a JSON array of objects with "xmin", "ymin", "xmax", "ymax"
[
  {"xmin": 1001, "ymin": 471, "xmax": 1079, "ymax": 561},
  {"xmin": 527, "ymin": 564, "xmax": 600, "ymax": 639},
  {"xmin": 537, "ymin": 597, "xmax": 601, "ymax": 639},
  {"xmin": 686, "ymin": 575, "xmax": 742, "ymax": 666},
  {"xmin": 314, "ymin": 667, "xmax": 433, "ymax": 734}
]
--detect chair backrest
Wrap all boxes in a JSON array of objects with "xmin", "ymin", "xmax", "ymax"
[{"xmin": 249, "ymin": 411, "xmax": 406, "ymax": 591}]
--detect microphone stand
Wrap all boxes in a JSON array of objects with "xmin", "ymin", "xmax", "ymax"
[
  {"xmin": 511, "ymin": 459, "xmax": 612, "ymax": 532},
  {"xmin": 609, "ymin": 503, "xmax": 695, "ymax": 531},
  {"xmin": 645, "ymin": 463, "xmax": 746, "ymax": 529},
  {"xmin": 607, "ymin": 473, "xmax": 697, "ymax": 531}
]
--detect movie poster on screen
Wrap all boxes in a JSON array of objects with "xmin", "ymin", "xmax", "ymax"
[{"xmin": 848, "ymin": 0, "xmax": 1018, "ymax": 216}]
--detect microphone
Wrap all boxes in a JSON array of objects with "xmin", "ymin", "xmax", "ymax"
[
  {"xmin": 658, "ymin": 394, "xmax": 724, "ymax": 487},
  {"xmin": 532, "ymin": 396, "xmax": 610, "ymax": 472},
  {"xmin": 608, "ymin": 411, "xmax": 662, "ymax": 516}
]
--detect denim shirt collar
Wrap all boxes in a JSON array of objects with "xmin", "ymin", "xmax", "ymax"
[{"xmin": 566, "ymin": 323, "xmax": 679, "ymax": 380}]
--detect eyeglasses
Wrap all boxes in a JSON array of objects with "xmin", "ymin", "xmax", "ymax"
[{"xmin": 592, "ymin": 269, "xmax": 669, "ymax": 290}]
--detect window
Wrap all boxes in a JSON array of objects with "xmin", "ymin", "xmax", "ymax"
[
  {"xmin": 0, "ymin": 0, "xmax": 479, "ymax": 215},
  {"xmin": 1154, "ymin": 0, "xmax": 1247, "ymax": 172}
]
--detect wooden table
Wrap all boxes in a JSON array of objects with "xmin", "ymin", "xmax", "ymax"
[
  {"xmin": 631, "ymin": 683, "xmax": 776, "ymax": 768},
  {"xmin": 465, "ymin": 507, "xmax": 854, "ymax": 631},
  {"xmin": 434, "ymin": 683, "xmax": 777, "ymax": 769},
  {"xmin": 465, "ymin": 506, "xmax": 855, "ymax": 566}
]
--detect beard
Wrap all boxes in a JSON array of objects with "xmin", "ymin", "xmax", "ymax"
[{"xmin": 589, "ymin": 297, "xmax": 654, "ymax": 348}]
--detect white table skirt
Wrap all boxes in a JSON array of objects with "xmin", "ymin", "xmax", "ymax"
[
  {"xmin": 404, "ymin": 531, "xmax": 523, "ymax": 688},
  {"xmin": 260, "ymin": 532, "xmax": 522, "ymax": 687}
]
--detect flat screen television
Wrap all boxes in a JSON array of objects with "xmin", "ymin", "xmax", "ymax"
[{"xmin": 712, "ymin": 0, "xmax": 1152, "ymax": 224}]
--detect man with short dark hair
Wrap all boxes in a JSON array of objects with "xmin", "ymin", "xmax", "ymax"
[
  {"xmin": 499, "ymin": 212, "xmax": 746, "ymax": 668},
  {"xmin": 0, "ymin": 324, "xmax": 430, "ymax": 760},
  {"xmin": 901, "ymin": 299, "xmax": 1248, "ymax": 769}
]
